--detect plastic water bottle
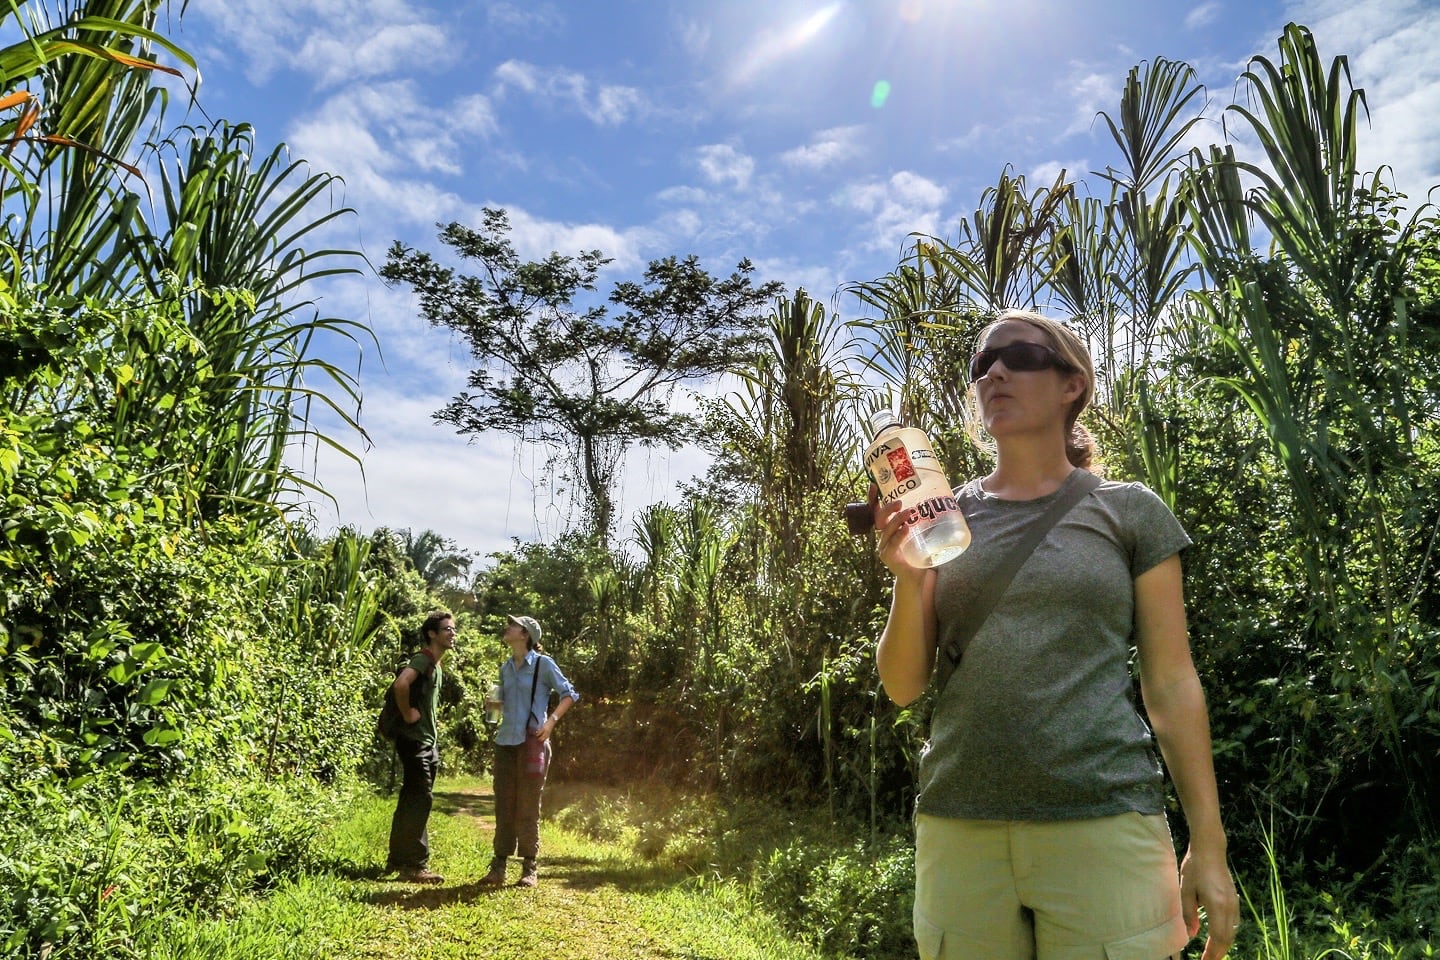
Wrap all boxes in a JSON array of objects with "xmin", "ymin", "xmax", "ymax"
[
  {"xmin": 863, "ymin": 409, "xmax": 971, "ymax": 567},
  {"xmin": 486, "ymin": 682, "xmax": 503, "ymax": 724}
]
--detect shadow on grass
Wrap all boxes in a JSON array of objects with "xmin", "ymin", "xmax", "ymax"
[
  {"xmin": 361, "ymin": 881, "xmax": 511, "ymax": 908},
  {"xmin": 318, "ymin": 860, "xmax": 391, "ymax": 881},
  {"xmin": 432, "ymin": 787, "xmax": 494, "ymax": 821},
  {"xmin": 358, "ymin": 854, "xmax": 689, "ymax": 910},
  {"xmin": 531, "ymin": 854, "xmax": 687, "ymax": 894}
]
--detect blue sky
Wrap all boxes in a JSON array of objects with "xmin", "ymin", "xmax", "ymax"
[{"xmin": 172, "ymin": 0, "xmax": 1439, "ymax": 566}]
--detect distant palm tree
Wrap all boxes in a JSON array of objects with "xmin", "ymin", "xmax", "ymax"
[{"xmin": 395, "ymin": 528, "xmax": 473, "ymax": 592}]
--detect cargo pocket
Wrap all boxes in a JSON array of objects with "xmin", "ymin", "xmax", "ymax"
[
  {"xmin": 1103, "ymin": 913, "xmax": 1188, "ymax": 960},
  {"xmin": 913, "ymin": 908, "xmax": 945, "ymax": 960}
]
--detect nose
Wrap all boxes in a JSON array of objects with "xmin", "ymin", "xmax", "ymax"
[{"xmin": 982, "ymin": 358, "xmax": 1010, "ymax": 381}]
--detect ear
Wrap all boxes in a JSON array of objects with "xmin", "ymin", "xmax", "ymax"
[{"xmin": 1059, "ymin": 369, "xmax": 1086, "ymax": 405}]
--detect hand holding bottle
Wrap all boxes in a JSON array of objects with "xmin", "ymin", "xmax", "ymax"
[{"xmin": 861, "ymin": 410, "xmax": 971, "ymax": 568}]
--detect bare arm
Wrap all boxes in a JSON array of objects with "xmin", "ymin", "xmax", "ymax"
[
  {"xmin": 538, "ymin": 695, "xmax": 574, "ymax": 742},
  {"xmin": 393, "ymin": 667, "xmax": 420, "ymax": 724},
  {"xmin": 1135, "ymin": 554, "xmax": 1239, "ymax": 960},
  {"xmin": 875, "ymin": 498, "xmax": 939, "ymax": 706}
]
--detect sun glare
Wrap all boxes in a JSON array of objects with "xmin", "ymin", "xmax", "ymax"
[
  {"xmin": 727, "ymin": 2, "xmax": 844, "ymax": 87},
  {"xmin": 794, "ymin": 3, "xmax": 843, "ymax": 42}
]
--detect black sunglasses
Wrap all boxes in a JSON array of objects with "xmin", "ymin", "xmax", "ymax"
[{"xmin": 968, "ymin": 341, "xmax": 1069, "ymax": 381}]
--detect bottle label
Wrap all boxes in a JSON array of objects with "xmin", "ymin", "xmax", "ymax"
[
  {"xmin": 866, "ymin": 431, "xmax": 945, "ymax": 506},
  {"xmin": 914, "ymin": 494, "xmax": 960, "ymax": 520},
  {"xmin": 885, "ymin": 447, "xmax": 916, "ymax": 485}
]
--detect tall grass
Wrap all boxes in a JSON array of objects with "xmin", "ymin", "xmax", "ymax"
[{"xmin": 1234, "ymin": 820, "xmax": 1434, "ymax": 960}]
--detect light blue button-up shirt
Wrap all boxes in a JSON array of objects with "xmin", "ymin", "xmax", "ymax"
[{"xmin": 494, "ymin": 650, "xmax": 579, "ymax": 747}]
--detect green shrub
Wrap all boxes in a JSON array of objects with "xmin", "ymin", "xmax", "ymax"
[
  {"xmin": 0, "ymin": 774, "xmax": 341, "ymax": 959},
  {"xmin": 754, "ymin": 835, "xmax": 913, "ymax": 959}
]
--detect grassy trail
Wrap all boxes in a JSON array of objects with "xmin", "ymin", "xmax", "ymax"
[{"xmin": 162, "ymin": 776, "xmax": 824, "ymax": 960}]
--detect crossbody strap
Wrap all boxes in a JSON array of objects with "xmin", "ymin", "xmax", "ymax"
[
  {"xmin": 934, "ymin": 470, "xmax": 1103, "ymax": 693},
  {"xmin": 526, "ymin": 655, "xmax": 542, "ymax": 731},
  {"xmin": 414, "ymin": 647, "xmax": 438, "ymax": 692}
]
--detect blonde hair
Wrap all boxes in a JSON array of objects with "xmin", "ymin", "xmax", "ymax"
[{"xmin": 967, "ymin": 309, "xmax": 1098, "ymax": 470}]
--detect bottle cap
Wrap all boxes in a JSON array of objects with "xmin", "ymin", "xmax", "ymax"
[{"xmin": 867, "ymin": 408, "xmax": 902, "ymax": 439}]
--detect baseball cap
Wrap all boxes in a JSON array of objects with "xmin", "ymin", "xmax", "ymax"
[{"xmin": 506, "ymin": 614, "xmax": 542, "ymax": 647}]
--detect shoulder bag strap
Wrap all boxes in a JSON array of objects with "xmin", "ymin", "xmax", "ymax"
[
  {"xmin": 413, "ymin": 647, "xmax": 438, "ymax": 695},
  {"xmin": 934, "ymin": 471, "xmax": 1103, "ymax": 693},
  {"xmin": 526, "ymin": 656, "xmax": 542, "ymax": 731}
]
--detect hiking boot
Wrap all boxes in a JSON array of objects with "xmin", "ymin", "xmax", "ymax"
[
  {"xmin": 480, "ymin": 857, "xmax": 507, "ymax": 886},
  {"xmin": 516, "ymin": 859, "xmax": 538, "ymax": 888},
  {"xmin": 399, "ymin": 867, "xmax": 444, "ymax": 885}
]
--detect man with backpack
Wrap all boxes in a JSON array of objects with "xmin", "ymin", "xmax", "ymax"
[{"xmin": 385, "ymin": 609, "xmax": 456, "ymax": 884}]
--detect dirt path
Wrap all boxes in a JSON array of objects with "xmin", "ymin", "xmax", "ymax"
[{"xmin": 341, "ymin": 780, "xmax": 821, "ymax": 960}]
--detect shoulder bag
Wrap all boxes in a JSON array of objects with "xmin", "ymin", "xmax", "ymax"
[{"xmin": 521, "ymin": 656, "xmax": 549, "ymax": 778}]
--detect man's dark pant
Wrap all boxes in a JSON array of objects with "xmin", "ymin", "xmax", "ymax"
[
  {"xmin": 387, "ymin": 737, "xmax": 439, "ymax": 871},
  {"xmin": 492, "ymin": 741, "xmax": 550, "ymax": 860}
]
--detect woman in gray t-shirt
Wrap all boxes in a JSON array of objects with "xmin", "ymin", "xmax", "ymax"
[{"xmin": 874, "ymin": 309, "xmax": 1238, "ymax": 960}]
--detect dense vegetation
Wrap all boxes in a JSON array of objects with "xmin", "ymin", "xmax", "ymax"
[{"xmin": 2, "ymin": 3, "xmax": 1436, "ymax": 958}]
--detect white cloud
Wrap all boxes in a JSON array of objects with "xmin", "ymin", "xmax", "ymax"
[
  {"xmin": 185, "ymin": 0, "xmax": 457, "ymax": 87},
  {"xmin": 836, "ymin": 170, "xmax": 947, "ymax": 252},
  {"xmin": 752, "ymin": 255, "xmax": 847, "ymax": 304},
  {"xmin": 593, "ymin": 86, "xmax": 646, "ymax": 126},
  {"xmin": 485, "ymin": 2, "xmax": 565, "ymax": 34},
  {"xmin": 655, "ymin": 185, "xmax": 711, "ymax": 205},
  {"xmin": 724, "ymin": 2, "xmax": 844, "ymax": 90},
  {"xmin": 696, "ymin": 144, "xmax": 755, "ymax": 189},
  {"xmin": 1027, "ymin": 160, "xmax": 1083, "ymax": 190},
  {"xmin": 668, "ymin": 209, "xmax": 704, "ymax": 237},
  {"xmin": 301, "ymin": 22, "xmax": 451, "ymax": 89},
  {"xmin": 281, "ymin": 90, "xmax": 652, "ymax": 291},
  {"xmin": 939, "ymin": 122, "xmax": 1000, "ymax": 154},
  {"xmin": 1186, "ymin": 3, "xmax": 1223, "ymax": 29},
  {"xmin": 780, "ymin": 125, "xmax": 865, "ymax": 171},
  {"xmin": 497, "ymin": 206, "xmax": 647, "ymax": 271},
  {"xmin": 1061, "ymin": 70, "xmax": 1118, "ymax": 138},
  {"xmin": 291, "ymin": 382, "xmax": 570, "ymax": 555},
  {"xmin": 492, "ymin": 60, "xmax": 547, "ymax": 95},
  {"xmin": 677, "ymin": 17, "xmax": 711, "ymax": 59},
  {"xmin": 493, "ymin": 59, "xmax": 648, "ymax": 126},
  {"xmin": 452, "ymin": 94, "xmax": 500, "ymax": 138},
  {"xmin": 294, "ymin": 339, "xmax": 735, "ymax": 559},
  {"xmin": 288, "ymin": 80, "xmax": 485, "ymax": 184}
]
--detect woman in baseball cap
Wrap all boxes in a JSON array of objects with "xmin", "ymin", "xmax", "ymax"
[{"xmin": 480, "ymin": 614, "xmax": 579, "ymax": 888}]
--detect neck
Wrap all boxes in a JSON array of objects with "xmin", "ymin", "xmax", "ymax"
[
  {"xmin": 985, "ymin": 437, "xmax": 1075, "ymax": 500},
  {"xmin": 423, "ymin": 643, "xmax": 446, "ymax": 663}
]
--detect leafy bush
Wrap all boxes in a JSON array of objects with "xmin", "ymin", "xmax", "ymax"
[
  {"xmin": 755, "ymin": 836, "xmax": 913, "ymax": 959},
  {"xmin": 0, "ymin": 774, "xmax": 340, "ymax": 959}
]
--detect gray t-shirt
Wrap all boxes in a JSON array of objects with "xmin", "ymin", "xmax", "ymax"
[{"xmin": 916, "ymin": 469, "xmax": 1191, "ymax": 821}]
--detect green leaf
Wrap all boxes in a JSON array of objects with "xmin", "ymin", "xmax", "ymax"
[
  {"xmin": 142, "ymin": 726, "xmax": 182, "ymax": 746},
  {"xmin": 137, "ymin": 678, "xmax": 175, "ymax": 705}
]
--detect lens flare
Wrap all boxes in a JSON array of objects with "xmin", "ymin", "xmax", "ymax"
[{"xmin": 871, "ymin": 80, "xmax": 892, "ymax": 108}]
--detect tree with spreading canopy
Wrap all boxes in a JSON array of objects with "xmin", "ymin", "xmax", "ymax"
[{"xmin": 380, "ymin": 208, "xmax": 784, "ymax": 539}]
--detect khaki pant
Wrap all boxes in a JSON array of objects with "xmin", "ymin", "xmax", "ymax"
[
  {"xmin": 913, "ymin": 812, "xmax": 1189, "ymax": 960},
  {"xmin": 492, "ymin": 741, "xmax": 550, "ymax": 860}
]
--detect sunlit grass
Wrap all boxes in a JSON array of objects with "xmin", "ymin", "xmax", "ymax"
[
  {"xmin": 140, "ymin": 776, "xmax": 822, "ymax": 960},
  {"xmin": 127, "ymin": 776, "xmax": 1434, "ymax": 960}
]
